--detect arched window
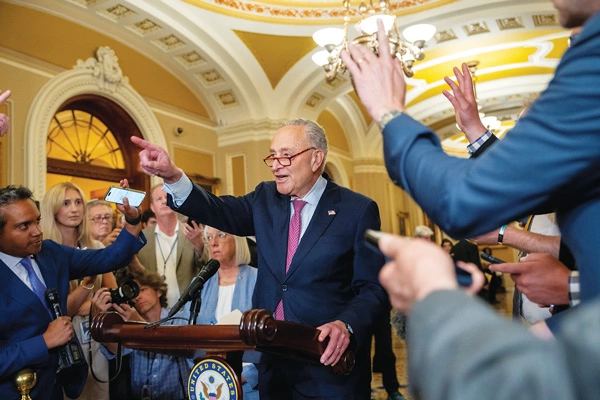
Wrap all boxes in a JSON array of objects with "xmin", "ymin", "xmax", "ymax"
[{"xmin": 46, "ymin": 94, "xmax": 148, "ymax": 204}]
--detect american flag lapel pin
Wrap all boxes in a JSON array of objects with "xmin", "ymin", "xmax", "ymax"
[{"xmin": 328, "ymin": 210, "xmax": 336, "ymax": 216}]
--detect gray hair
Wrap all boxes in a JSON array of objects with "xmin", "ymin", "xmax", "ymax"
[
  {"xmin": 281, "ymin": 118, "xmax": 329, "ymax": 158},
  {"xmin": 414, "ymin": 225, "xmax": 434, "ymax": 238},
  {"xmin": 0, "ymin": 186, "xmax": 35, "ymax": 231}
]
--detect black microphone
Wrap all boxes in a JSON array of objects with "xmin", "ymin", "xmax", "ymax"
[
  {"xmin": 167, "ymin": 259, "xmax": 220, "ymax": 318},
  {"xmin": 45, "ymin": 288, "xmax": 85, "ymax": 369}
]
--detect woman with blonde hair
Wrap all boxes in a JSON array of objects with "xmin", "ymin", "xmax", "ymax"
[{"xmin": 41, "ymin": 182, "xmax": 116, "ymax": 400}]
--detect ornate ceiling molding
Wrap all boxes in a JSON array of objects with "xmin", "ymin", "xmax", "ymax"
[{"xmin": 183, "ymin": 0, "xmax": 456, "ymax": 25}]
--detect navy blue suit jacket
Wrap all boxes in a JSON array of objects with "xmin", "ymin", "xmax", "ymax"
[
  {"xmin": 0, "ymin": 229, "xmax": 145, "ymax": 399},
  {"xmin": 171, "ymin": 178, "xmax": 388, "ymax": 396},
  {"xmin": 382, "ymin": 12, "xmax": 600, "ymax": 302}
]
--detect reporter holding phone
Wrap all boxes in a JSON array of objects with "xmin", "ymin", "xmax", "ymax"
[{"xmin": 0, "ymin": 181, "xmax": 145, "ymax": 400}]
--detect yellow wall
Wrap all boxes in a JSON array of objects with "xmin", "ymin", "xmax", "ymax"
[
  {"xmin": 317, "ymin": 111, "xmax": 350, "ymax": 153},
  {"xmin": 0, "ymin": 2, "xmax": 209, "ymax": 118}
]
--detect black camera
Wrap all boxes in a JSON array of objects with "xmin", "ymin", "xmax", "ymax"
[{"xmin": 109, "ymin": 280, "xmax": 140, "ymax": 305}]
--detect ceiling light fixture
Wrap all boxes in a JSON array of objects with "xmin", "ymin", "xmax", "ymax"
[{"xmin": 312, "ymin": 0, "xmax": 436, "ymax": 82}]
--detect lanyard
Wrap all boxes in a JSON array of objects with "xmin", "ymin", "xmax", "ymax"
[{"xmin": 155, "ymin": 232, "xmax": 178, "ymax": 280}]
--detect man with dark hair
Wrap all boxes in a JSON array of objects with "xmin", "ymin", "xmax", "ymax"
[
  {"xmin": 140, "ymin": 209, "xmax": 156, "ymax": 230},
  {"xmin": 0, "ymin": 183, "xmax": 145, "ymax": 399},
  {"xmin": 92, "ymin": 269, "xmax": 193, "ymax": 400},
  {"xmin": 131, "ymin": 118, "xmax": 388, "ymax": 399}
]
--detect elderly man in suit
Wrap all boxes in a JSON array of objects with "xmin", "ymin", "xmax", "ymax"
[
  {"xmin": 342, "ymin": 1, "xmax": 600, "ymax": 307},
  {"xmin": 131, "ymin": 118, "xmax": 388, "ymax": 399},
  {"xmin": 0, "ymin": 183, "xmax": 145, "ymax": 399}
]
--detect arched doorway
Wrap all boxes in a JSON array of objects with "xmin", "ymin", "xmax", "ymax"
[
  {"xmin": 46, "ymin": 95, "xmax": 148, "ymax": 205},
  {"xmin": 25, "ymin": 46, "xmax": 166, "ymax": 199}
]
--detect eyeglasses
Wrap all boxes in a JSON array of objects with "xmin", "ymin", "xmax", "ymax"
[
  {"xmin": 263, "ymin": 147, "xmax": 316, "ymax": 167},
  {"xmin": 205, "ymin": 232, "xmax": 228, "ymax": 241},
  {"xmin": 90, "ymin": 214, "xmax": 113, "ymax": 223}
]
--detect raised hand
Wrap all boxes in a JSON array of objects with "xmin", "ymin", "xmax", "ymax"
[
  {"xmin": 0, "ymin": 89, "xmax": 11, "ymax": 137},
  {"xmin": 340, "ymin": 19, "xmax": 407, "ymax": 124},
  {"xmin": 130, "ymin": 136, "xmax": 183, "ymax": 183},
  {"xmin": 442, "ymin": 64, "xmax": 487, "ymax": 141}
]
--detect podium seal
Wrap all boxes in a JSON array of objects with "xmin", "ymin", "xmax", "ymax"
[{"xmin": 188, "ymin": 358, "xmax": 240, "ymax": 400}]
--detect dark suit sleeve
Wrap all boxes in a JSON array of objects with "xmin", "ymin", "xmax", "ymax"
[
  {"xmin": 408, "ymin": 290, "xmax": 582, "ymax": 400},
  {"xmin": 167, "ymin": 182, "xmax": 257, "ymax": 237},
  {"xmin": 66, "ymin": 228, "xmax": 146, "ymax": 280},
  {"xmin": 337, "ymin": 200, "xmax": 389, "ymax": 348},
  {"xmin": 0, "ymin": 335, "xmax": 49, "ymax": 379}
]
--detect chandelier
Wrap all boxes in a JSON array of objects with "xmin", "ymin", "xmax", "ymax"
[
  {"xmin": 312, "ymin": 0, "xmax": 436, "ymax": 82},
  {"xmin": 466, "ymin": 61, "xmax": 501, "ymax": 132}
]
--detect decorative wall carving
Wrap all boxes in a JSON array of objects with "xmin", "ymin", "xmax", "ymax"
[
  {"xmin": 74, "ymin": 46, "xmax": 128, "ymax": 92},
  {"xmin": 25, "ymin": 46, "xmax": 167, "ymax": 196}
]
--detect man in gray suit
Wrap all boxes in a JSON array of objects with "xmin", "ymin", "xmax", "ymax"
[
  {"xmin": 134, "ymin": 184, "xmax": 206, "ymax": 308},
  {"xmin": 376, "ymin": 232, "xmax": 599, "ymax": 400}
]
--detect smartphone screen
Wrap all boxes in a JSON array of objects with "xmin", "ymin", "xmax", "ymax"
[{"xmin": 104, "ymin": 186, "xmax": 146, "ymax": 207}]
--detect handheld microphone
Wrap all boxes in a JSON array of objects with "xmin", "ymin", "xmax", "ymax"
[
  {"xmin": 167, "ymin": 259, "xmax": 220, "ymax": 318},
  {"xmin": 45, "ymin": 289, "xmax": 85, "ymax": 369}
]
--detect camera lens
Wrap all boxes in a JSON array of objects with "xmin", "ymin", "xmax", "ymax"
[{"xmin": 109, "ymin": 280, "xmax": 140, "ymax": 304}]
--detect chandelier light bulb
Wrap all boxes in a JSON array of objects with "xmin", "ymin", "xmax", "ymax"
[
  {"xmin": 312, "ymin": 50, "xmax": 331, "ymax": 66},
  {"xmin": 358, "ymin": 15, "xmax": 396, "ymax": 35},
  {"xmin": 402, "ymin": 24, "xmax": 436, "ymax": 43},
  {"xmin": 312, "ymin": 28, "xmax": 345, "ymax": 47}
]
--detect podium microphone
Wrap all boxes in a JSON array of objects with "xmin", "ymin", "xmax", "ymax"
[
  {"xmin": 45, "ymin": 288, "xmax": 85, "ymax": 369},
  {"xmin": 168, "ymin": 259, "xmax": 220, "ymax": 318}
]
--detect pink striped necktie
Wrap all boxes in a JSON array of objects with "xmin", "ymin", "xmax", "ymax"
[{"xmin": 274, "ymin": 199, "xmax": 307, "ymax": 320}]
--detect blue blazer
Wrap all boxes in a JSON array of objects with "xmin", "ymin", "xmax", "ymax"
[
  {"xmin": 171, "ymin": 178, "xmax": 388, "ymax": 397},
  {"xmin": 196, "ymin": 264, "xmax": 259, "ymax": 397},
  {"xmin": 382, "ymin": 12, "xmax": 600, "ymax": 302},
  {"xmin": 0, "ymin": 229, "xmax": 145, "ymax": 399}
]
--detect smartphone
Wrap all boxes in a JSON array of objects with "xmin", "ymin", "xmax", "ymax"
[
  {"xmin": 365, "ymin": 229, "xmax": 473, "ymax": 287},
  {"xmin": 481, "ymin": 252, "xmax": 505, "ymax": 264},
  {"xmin": 104, "ymin": 186, "xmax": 146, "ymax": 208},
  {"xmin": 186, "ymin": 218, "xmax": 201, "ymax": 227}
]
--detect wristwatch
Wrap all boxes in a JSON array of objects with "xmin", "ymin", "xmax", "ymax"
[
  {"xmin": 497, "ymin": 225, "xmax": 507, "ymax": 244},
  {"xmin": 379, "ymin": 110, "xmax": 403, "ymax": 130},
  {"xmin": 345, "ymin": 322, "xmax": 354, "ymax": 336}
]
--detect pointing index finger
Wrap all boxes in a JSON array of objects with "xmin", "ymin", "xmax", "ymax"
[{"xmin": 489, "ymin": 262, "xmax": 523, "ymax": 274}]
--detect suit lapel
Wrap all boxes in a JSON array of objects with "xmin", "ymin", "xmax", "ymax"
[
  {"xmin": 144, "ymin": 228, "xmax": 158, "ymax": 270},
  {"xmin": 35, "ymin": 250, "xmax": 59, "ymax": 292},
  {"xmin": 273, "ymin": 192, "xmax": 291, "ymax": 283},
  {"xmin": 285, "ymin": 182, "xmax": 340, "ymax": 279},
  {"xmin": 0, "ymin": 257, "xmax": 51, "ymax": 320}
]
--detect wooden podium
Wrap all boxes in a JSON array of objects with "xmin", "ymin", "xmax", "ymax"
[{"xmin": 91, "ymin": 309, "xmax": 355, "ymax": 399}]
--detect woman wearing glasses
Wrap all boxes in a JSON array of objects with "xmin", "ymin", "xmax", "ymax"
[
  {"xmin": 41, "ymin": 182, "xmax": 117, "ymax": 400},
  {"xmin": 197, "ymin": 225, "xmax": 259, "ymax": 400}
]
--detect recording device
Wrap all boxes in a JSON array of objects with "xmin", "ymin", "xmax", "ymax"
[
  {"xmin": 104, "ymin": 186, "xmax": 146, "ymax": 208},
  {"xmin": 364, "ymin": 229, "xmax": 473, "ymax": 287},
  {"xmin": 45, "ymin": 289, "xmax": 85, "ymax": 370},
  {"xmin": 167, "ymin": 259, "xmax": 220, "ymax": 318},
  {"xmin": 481, "ymin": 252, "xmax": 506, "ymax": 264},
  {"xmin": 108, "ymin": 280, "xmax": 140, "ymax": 305}
]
